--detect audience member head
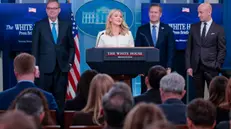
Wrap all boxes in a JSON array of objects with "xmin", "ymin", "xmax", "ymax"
[
  {"xmin": 75, "ymin": 69, "xmax": 98, "ymax": 101},
  {"xmin": 149, "ymin": 4, "xmax": 162, "ymax": 24},
  {"xmin": 159, "ymin": 72, "xmax": 185, "ymax": 102},
  {"xmin": 123, "ymin": 103, "xmax": 166, "ymax": 129},
  {"xmin": 144, "ymin": 121, "xmax": 176, "ymax": 129},
  {"xmin": 14, "ymin": 92, "xmax": 45, "ymax": 125},
  {"xmin": 187, "ymin": 98, "xmax": 216, "ymax": 129},
  {"xmin": 46, "ymin": 0, "xmax": 60, "ymax": 22},
  {"xmin": 82, "ymin": 73, "xmax": 114, "ymax": 125},
  {"xmin": 106, "ymin": 9, "xmax": 129, "ymax": 36},
  {"xmin": 146, "ymin": 65, "xmax": 167, "ymax": 90},
  {"xmin": 102, "ymin": 82, "xmax": 134, "ymax": 128},
  {"xmin": 13, "ymin": 53, "xmax": 37, "ymax": 82},
  {"xmin": 9, "ymin": 88, "xmax": 54, "ymax": 125},
  {"xmin": 0, "ymin": 110, "xmax": 37, "ymax": 129},
  {"xmin": 198, "ymin": 2, "xmax": 212, "ymax": 22},
  {"xmin": 209, "ymin": 76, "xmax": 228, "ymax": 107}
]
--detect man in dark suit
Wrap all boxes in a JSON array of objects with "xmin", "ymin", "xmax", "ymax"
[
  {"xmin": 185, "ymin": 3, "xmax": 226, "ymax": 98},
  {"xmin": 159, "ymin": 73, "xmax": 186, "ymax": 124},
  {"xmin": 0, "ymin": 53, "xmax": 57, "ymax": 110},
  {"xmin": 32, "ymin": 0, "xmax": 75, "ymax": 110},
  {"xmin": 134, "ymin": 65, "xmax": 166, "ymax": 104},
  {"xmin": 135, "ymin": 4, "xmax": 175, "ymax": 93}
]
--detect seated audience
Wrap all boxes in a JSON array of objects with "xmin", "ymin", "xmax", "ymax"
[
  {"xmin": 9, "ymin": 88, "xmax": 54, "ymax": 126},
  {"xmin": 134, "ymin": 65, "xmax": 167, "ymax": 104},
  {"xmin": 0, "ymin": 110, "xmax": 37, "ymax": 129},
  {"xmin": 208, "ymin": 76, "xmax": 229, "ymax": 124},
  {"xmin": 187, "ymin": 98, "xmax": 216, "ymax": 129},
  {"xmin": 216, "ymin": 78, "xmax": 231, "ymax": 129},
  {"xmin": 14, "ymin": 92, "xmax": 45, "ymax": 128},
  {"xmin": 159, "ymin": 72, "xmax": 186, "ymax": 124},
  {"xmin": 123, "ymin": 103, "xmax": 167, "ymax": 129},
  {"xmin": 65, "ymin": 69, "xmax": 98, "ymax": 111},
  {"xmin": 102, "ymin": 82, "xmax": 134, "ymax": 129},
  {"xmin": 0, "ymin": 53, "xmax": 57, "ymax": 110},
  {"xmin": 72, "ymin": 74, "xmax": 114, "ymax": 126}
]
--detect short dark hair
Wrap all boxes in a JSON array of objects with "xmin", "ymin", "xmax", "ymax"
[
  {"xmin": 76, "ymin": 69, "xmax": 98, "ymax": 100},
  {"xmin": 15, "ymin": 93, "xmax": 44, "ymax": 117},
  {"xmin": 187, "ymin": 98, "xmax": 216, "ymax": 127},
  {"xmin": 149, "ymin": 3, "xmax": 162, "ymax": 13},
  {"xmin": 148, "ymin": 65, "xmax": 167, "ymax": 89},
  {"xmin": 46, "ymin": 0, "xmax": 60, "ymax": 8},
  {"xmin": 14, "ymin": 53, "xmax": 35, "ymax": 75},
  {"xmin": 102, "ymin": 82, "xmax": 133, "ymax": 127},
  {"xmin": 209, "ymin": 76, "xmax": 228, "ymax": 106}
]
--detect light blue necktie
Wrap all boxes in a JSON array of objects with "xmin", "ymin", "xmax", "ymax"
[
  {"xmin": 52, "ymin": 22, "xmax": 57, "ymax": 44},
  {"xmin": 152, "ymin": 25, "xmax": 157, "ymax": 47}
]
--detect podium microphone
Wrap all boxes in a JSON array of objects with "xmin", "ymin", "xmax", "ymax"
[
  {"xmin": 140, "ymin": 32, "xmax": 151, "ymax": 47},
  {"xmin": 96, "ymin": 32, "xmax": 104, "ymax": 47}
]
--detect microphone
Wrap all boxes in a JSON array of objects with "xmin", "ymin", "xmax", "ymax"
[
  {"xmin": 96, "ymin": 32, "xmax": 104, "ymax": 47},
  {"xmin": 140, "ymin": 32, "xmax": 151, "ymax": 47}
]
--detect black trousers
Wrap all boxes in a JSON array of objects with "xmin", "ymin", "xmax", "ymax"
[
  {"xmin": 39, "ymin": 62, "xmax": 68, "ymax": 111},
  {"xmin": 193, "ymin": 62, "xmax": 218, "ymax": 98}
]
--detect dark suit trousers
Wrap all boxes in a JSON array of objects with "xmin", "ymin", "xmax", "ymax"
[
  {"xmin": 193, "ymin": 61, "xmax": 218, "ymax": 98},
  {"xmin": 39, "ymin": 60, "xmax": 68, "ymax": 111}
]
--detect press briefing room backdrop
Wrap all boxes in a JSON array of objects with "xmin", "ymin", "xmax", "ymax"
[{"xmin": 0, "ymin": 0, "xmax": 230, "ymax": 102}]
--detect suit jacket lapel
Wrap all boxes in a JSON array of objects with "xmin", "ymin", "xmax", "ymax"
[
  {"xmin": 156, "ymin": 23, "xmax": 164, "ymax": 48},
  {"xmin": 204, "ymin": 21, "xmax": 215, "ymax": 44},
  {"xmin": 57, "ymin": 19, "xmax": 63, "ymax": 44},
  {"xmin": 45, "ymin": 18, "xmax": 56, "ymax": 44},
  {"xmin": 196, "ymin": 23, "xmax": 201, "ymax": 45}
]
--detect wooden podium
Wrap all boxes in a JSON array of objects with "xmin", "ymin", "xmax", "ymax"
[{"xmin": 86, "ymin": 47, "xmax": 160, "ymax": 87}]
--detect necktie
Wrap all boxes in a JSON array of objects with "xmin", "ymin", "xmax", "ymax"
[
  {"xmin": 52, "ymin": 22, "xmax": 57, "ymax": 44},
  {"xmin": 152, "ymin": 25, "xmax": 157, "ymax": 47},
  {"xmin": 201, "ymin": 22, "xmax": 207, "ymax": 43}
]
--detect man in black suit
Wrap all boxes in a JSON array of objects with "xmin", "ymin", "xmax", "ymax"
[
  {"xmin": 134, "ymin": 65, "xmax": 166, "ymax": 104},
  {"xmin": 32, "ymin": 0, "xmax": 75, "ymax": 110},
  {"xmin": 185, "ymin": 3, "xmax": 226, "ymax": 98},
  {"xmin": 135, "ymin": 4, "xmax": 175, "ymax": 93},
  {"xmin": 159, "ymin": 72, "xmax": 186, "ymax": 124}
]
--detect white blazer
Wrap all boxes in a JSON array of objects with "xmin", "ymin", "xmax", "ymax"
[{"xmin": 95, "ymin": 30, "xmax": 134, "ymax": 47}]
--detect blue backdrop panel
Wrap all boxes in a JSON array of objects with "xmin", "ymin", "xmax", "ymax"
[
  {"xmin": 141, "ymin": 3, "xmax": 223, "ymax": 50},
  {"xmin": 0, "ymin": 4, "xmax": 71, "ymax": 90}
]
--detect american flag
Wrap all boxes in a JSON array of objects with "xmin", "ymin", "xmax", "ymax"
[
  {"xmin": 182, "ymin": 7, "xmax": 190, "ymax": 13},
  {"xmin": 28, "ymin": 7, "xmax": 36, "ymax": 13},
  {"xmin": 66, "ymin": 13, "xmax": 81, "ymax": 99}
]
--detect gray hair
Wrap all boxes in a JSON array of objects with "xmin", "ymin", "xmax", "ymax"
[
  {"xmin": 160, "ymin": 72, "xmax": 185, "ymax": 94},
  {"xmin": 15, "ymin": 93, "xmax": 44, "ymax": 117},
  {"xmin": 102, "ymin": 82, "xmax": 134, "ymax": 127}
]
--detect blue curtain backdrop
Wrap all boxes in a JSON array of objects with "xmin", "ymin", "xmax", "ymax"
[{"xmin": 223, "ymin": 0, "xmax": 231, "ymax": 69}]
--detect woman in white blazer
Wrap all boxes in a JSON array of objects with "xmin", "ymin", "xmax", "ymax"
[{"xmin": 96, "ymin": 9, "xmax": 134, "ymax": 47}]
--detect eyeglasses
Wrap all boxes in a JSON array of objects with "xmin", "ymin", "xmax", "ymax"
[{"xmin": 46, "ymin": 7, "xmax": 60, "ymax": 10}]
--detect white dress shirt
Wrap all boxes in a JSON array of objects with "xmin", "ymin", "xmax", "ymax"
[
  {"xmin": 200, "ymin": 19, "xmax": 213, "ymax": 37},
  {"xmin": 49, "ymin": 18, "xmax": 59, "ymax": 36},
  {"xmin": 150, "ymin": 22, "xmax": 160, "ymax": 41},
  {"xmin": 96, "ymin": 30, "xmax": 134, "ymax": 47}
]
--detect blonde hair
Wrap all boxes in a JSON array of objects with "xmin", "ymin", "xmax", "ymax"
[
  {"xmin": 105, "ymin": 9, "xmax": 129, "ymax": 36},
  {"xmin": 82, "ymin": 74, "xmax": 114, "ymax": 125},
  {"xmin": 123, "ymin": 103, "xmax": 167, "ymax": 129}
]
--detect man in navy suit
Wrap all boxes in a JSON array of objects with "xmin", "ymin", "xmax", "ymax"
[
  {"xmin": 0, "ymin": 53, "xmax": 58, "ymax": 110},
  {"xmin": 159, "ymin": 72, "xmax": 186, "ymax": 124},
  {"xmin": 134, "ymin": 65, "xmax": 166, "ymax": 105},
  {"xmin": 135, "ymin": 4, "xmax": 175, "ymax": 93},
  {"xmin": 32, "ymin": 0, "xmax": 75, "ymax": 110}
]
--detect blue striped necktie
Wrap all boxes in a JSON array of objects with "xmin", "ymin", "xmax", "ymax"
[
  {"xmin": 152, "ymin": 25, "xmax": 157, "ymax": 47},
  {"xmin": 52, "ymin": 22, "xmax": 57, "ymax": 44}
]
